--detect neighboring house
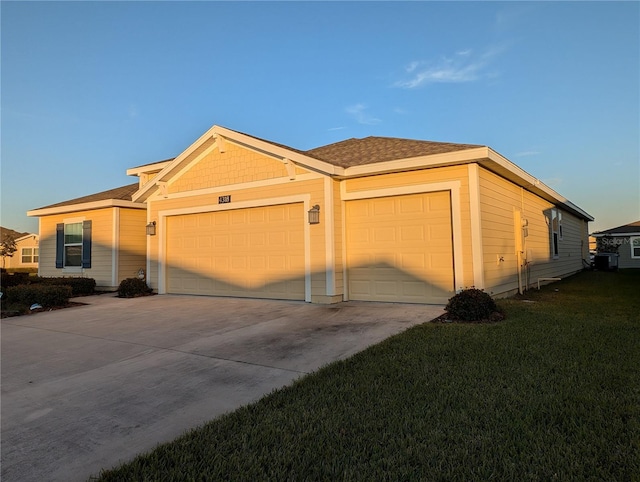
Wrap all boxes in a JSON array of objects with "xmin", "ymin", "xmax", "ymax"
[
  {"xmin": 28, "ymin": 125, "xmax": 593, "ymax": 302},
  {"xmin": 28, "ymin": 184, "xmax": 147, "ymax": 290},
  {"xmin": 10, "ymin": 233, "xmax": 40, "ymax": 269},
  {"xmin": 591, "ymin": 220, "xmax": 640, "ymax": 269},
  {"xmin": 0, "ymin": 227, "xmax": 39, "ymax": 270}
]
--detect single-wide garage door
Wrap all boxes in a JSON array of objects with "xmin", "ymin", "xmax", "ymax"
[
  {"xmin": 346, "ymin": 191, "xmax": 454, "ymax": 304},
  {"xmin": 166, "ymin": 204, "xmax": 305, "ymax": 300}
]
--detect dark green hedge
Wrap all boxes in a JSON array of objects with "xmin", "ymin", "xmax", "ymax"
[
  {"xmin": 0, "ymin": 271, "xmax": 31, "ymax": 288},
  {"xmin": 37, "ymin": 277, "xmax": 96, "ymax": 296},
  {"xmin": 5, "ymin": 284, "xmax": 73, "ymax": 308}
]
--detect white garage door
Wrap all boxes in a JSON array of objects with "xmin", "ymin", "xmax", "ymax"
[
  {"xmin": 346, "ymin": 191, "xmax": 454, "ymax": 304},
  {"xmin": 166, "ymin": 203, "xmax": 305, "ymax": 300}
]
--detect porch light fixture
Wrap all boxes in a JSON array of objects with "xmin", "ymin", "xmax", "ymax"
[
  {"xmin": 308, "ymin": 205, "xmax": 320, "ymax": 225},
  {"xmin": 146, "ymin": 221, "xmax": 156, "ymax": 236}
]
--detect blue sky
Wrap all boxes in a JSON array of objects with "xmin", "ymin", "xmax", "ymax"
[{"xmin": 2, "ymin": 1, "xmax": 638, "ymax": 234}]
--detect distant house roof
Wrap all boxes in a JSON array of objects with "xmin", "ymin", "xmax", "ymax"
[
  {"xmin": 0, "ymin": 226, "xmax": 28, "ymax": 239},
  {"xmin": 305, "ymin": 136, "xmax": 484, "ymax": 168},
  {"xmin": 33, "ymin": 183, "xmax": 140, "ymax": 210},
  {"xmin": 28, "ymin": 183, "xmax": 144, "ymax": 217},
  {"xmin": 592, "ymin": 220, "xmax": 640, "ymax": 237}
]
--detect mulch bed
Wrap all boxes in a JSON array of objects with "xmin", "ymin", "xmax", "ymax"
[{"xmin": 1, "ymin": 301, "xmax": 87, "ymax": 319}]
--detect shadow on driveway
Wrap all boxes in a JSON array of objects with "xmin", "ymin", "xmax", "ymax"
[{"xmin": 1, "ymin": 294, "xmax": 443, "ymax": 481}]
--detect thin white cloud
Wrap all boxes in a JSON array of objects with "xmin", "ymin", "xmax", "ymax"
[
  {"xmin": 542, "ymin": 177, "xmax": 562, "ymax": 188},
  {"xmin": 328, "ymin": 126, "xmax": 346, "ymax": 131},
  {"xmin": 346, "ymin": 104, "xmax": 381, "ymax": 125},
  {"xmin": 394, "ymin": 46, "xmax": 505, "ymax": 89},
  {"xmin": 515, "ymin": 150, "xmax": 540, "ymax": 157}
]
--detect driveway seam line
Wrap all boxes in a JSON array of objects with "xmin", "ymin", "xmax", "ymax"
[{"xmin": 1, "ymin": 321, "xmax": 309, "ymax": 375}]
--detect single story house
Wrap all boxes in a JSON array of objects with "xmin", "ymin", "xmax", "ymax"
[
  {"xmin": 27, "ymin": 185, "xmax": 147, "ymax": 289},
  {"xmin": 28, "ymin": 125, "xmax": 593, "ymax": 303},
  {"xmin": 0, "ymin": 228, "xmax": 39, "ymax": 270},
  {"xmin": 591, "ymin": 220, "xmax": 640, "ymax": 269}
]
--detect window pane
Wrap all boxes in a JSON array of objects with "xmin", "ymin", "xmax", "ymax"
[
  {"xmin": 64, "ymin": 223, "xmax": 83, "ymax": 244},
  {"xmin": 634, "ymin": 247, "xmax": 640, "ymax": 258},
  {"xmin": 65, "ymin": 245, "xmax": 82, "ymax": 267},
  {"xmin": 34, "ymin": 248, "xmax": 39, "ymax": 262}
]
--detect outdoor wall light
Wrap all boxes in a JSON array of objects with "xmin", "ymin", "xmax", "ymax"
[
  {"xmin": 146, "ymin": 221, "xmax": 156, "ymax": 236},
  {"xmin": 308, "ymin": 205, "xmax": 320, "ymax": 225}
]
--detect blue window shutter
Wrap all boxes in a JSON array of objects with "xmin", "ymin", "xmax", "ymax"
[
  {"xmin": 82, "ymin": 220, "xmax": 92, "ymax": 268},
  {"xmin": 56, "ymin": 223, "xmax": 64, "ymax": 268}
]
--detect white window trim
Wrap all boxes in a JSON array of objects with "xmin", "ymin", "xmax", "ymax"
[
  {"xmin": 631, "ymin": 236, "xmax": 640, "ymax": 259},
  {"xmin": 62, "ymin": 216, "xmax": 85, "ymax": 272}
]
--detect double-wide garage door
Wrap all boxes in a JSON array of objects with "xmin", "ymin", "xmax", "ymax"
[
  {"xmin": 346, "ymin": 191, "xmax": 454, "ymax": 304},
  {"xmin": 166, "ymin": 204, "xmax": 305, "ymax": 300}
]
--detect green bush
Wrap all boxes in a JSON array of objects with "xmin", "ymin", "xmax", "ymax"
[
  {"xmin": 5, "ymin": 284, "xmax": 72, "ymax": 308},
  {"xmin": 118, "ymin": 278, "xmax": 152, "ymax": 298},
  {"xmin": 0, "ymin": 271, "xmax": 31, "ymax": 288},
  {"xmin": 445, "ymin": 288, "xmax": 501, "ymax": 322},
  {"xmin": 28, "ymin": 277, "xmax": 96, "ymax": 296}
]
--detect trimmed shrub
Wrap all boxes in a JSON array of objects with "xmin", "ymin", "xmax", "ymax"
[
  {"xmin": 0, "ymin": 271, "xmax": 30, "ymax": 288},
  {"xmin": 445, "ymin": 288, "xmax": 501, "ymax": 322},
  {"xmin": 118, "ymin": 278, "xmax": 152, "ymax": 298},
  {"xmin": 5, "ymin": 284, "xmax": 72, "ymax": 308},
  {"xmin": 28, "ymin": 277, "xmax": 96, "ymax": 296}
]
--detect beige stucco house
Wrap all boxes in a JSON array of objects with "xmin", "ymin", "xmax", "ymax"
[{"xmin": 28, "ymin": 125, "xmax": 593, "ymax": 302}]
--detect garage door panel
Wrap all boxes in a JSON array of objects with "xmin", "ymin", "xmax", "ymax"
[
  {"xmin": 347, "ymin": 192, "xmax": 454, "ymax": 304},
  {"xmin": 167, "ymin": 204, "xmax": 305, "ymax": 300}
]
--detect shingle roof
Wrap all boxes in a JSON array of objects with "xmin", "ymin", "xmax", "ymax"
[
  {"xmin": 305, "ymin": 136, "xmax": 484, "ymax": 168},
  {"xmin": 34, "ymin": 183, "xmax": 140, "ymax": 210},
  {"xmin": 219, "ymin": 128, "xmax": 483, "ymax": 168},
  {"xmin": 593, "ymin": 220, "xmax": 640, "ymax": 236},
  {"xmin": 0, "ymin": 226, "xmax": 28, "ymax": 239}
]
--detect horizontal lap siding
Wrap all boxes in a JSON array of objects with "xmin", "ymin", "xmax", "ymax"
[
  {"xmin": 38, "ymin": 208, "xmax": 115, "ymax": 286},
  {"xmin": 479, "ymin": 168, "xmax": 587, "ymax": 295},
  {"xmin": 117, "ymin": 208, "xmax": 147, "ymax": 283},
  {"xmin": 613, "ymin": 236, "xmax": 640, "ymax": 268}
]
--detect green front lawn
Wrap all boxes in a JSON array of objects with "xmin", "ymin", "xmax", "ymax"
[{"xmin": 95, "ymin": 270, "xmax": 640, "ymax": 481}]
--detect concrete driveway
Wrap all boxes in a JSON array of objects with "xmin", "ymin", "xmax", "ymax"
[{"xmin": 1, "ymin": 294, "xmax": 443, "ymax": 481}]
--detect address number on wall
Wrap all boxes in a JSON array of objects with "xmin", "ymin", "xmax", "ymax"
[{"xmin": 219, "ymin": 195, "xmax": 231, "ymax": 204}]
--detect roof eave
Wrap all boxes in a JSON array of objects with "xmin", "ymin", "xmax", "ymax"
[
  {"xmin": 338, "ymin": 146, "xmax": 592, "ymax": 222},
  {"xmin": 28, "ymin": 200, "xmax": 146, "ymax": 217},
  {"xmin": 593, "ymin": 231, "xmax": 640, "ymax": 237},
  {"xmin": 482, "ymin": 149, "xmax": 594, "ymax": 221},
  {"xmin": 126, "ymin": 160, "xmax": 174, "ymax": 177}
]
